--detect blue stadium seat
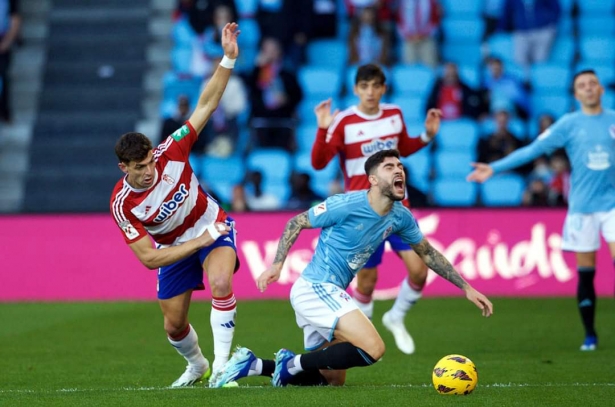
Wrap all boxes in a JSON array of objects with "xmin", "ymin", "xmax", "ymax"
[
  {"xmin": 487, "ymin": 34, "xmax": 514, "ymax": 63},
  {"xmin": 389, "ymin": 95, "xmax": 424, "ymax": 122},
  {"xmin": 441, "ymin": 19, "xmax": 484, "ymax": 43},
  {"xmin": 201, "ymin": 155, "xmax": 245, "ymax": 185},
  {"xmin": 295, "ymin": 152, "xmax": 340, "ymax": 198},
  {"xmin": 236, "ymin": 0, "xmax": 258, "ymax": 17},
  {"xmin": 162, "ymin": 72, "xmax": 202, "ymax": 104},
  {"xmin": 580, "ymin": 37, "xmax": 615, "ymax": 65},
  {"xmin": 247, "ymin": 148, "xmax": 292, "ymax": 184},
  {"xmin": 391, "ymin": 64, "xmax": 435, "ymax": 97},
  {"xmin": 401, "ymin": 152, "xmax": 431, "ymax": 193},
  {"xmin": 171, "ymin": 46, "xmax": 193, "ymax": 75},
  {"xmin": 575, "ymin": 64, "xmax": 615, "ymax": 85},
  {"xmin": 441, "ymin": 43, "xmax": 483, "ymax": 67},
  {"xmin": 559, "ymin": 0, "xmax": 575, "ymax": 14},
  {"xmin": 531, "ymin": 94, "xmax": 572, "ymax": 118},
  {"xmin": 437, "ymin": 119, "xmax": 480, "ymax": 152},
  {"xmin": 440, "ymin": 0, "xmax": 482, "ymax": 16},
  {"xmin": 577, "ymin": 0, "xmax": 614, "ymax": 15},
  {"xmin": 237, "ymin": 18, "xmax": 260, "ymax": 48},
  {"xmin": 206, "ymin": 180, "xmax": 235, "ymax": 204},
  {"xmin": 298, "ymin": 66, "xmax": 342, "ymax": 98},
  {"xmin": 433, "ymin": 150, "xmax": 475, "ymax": 178},
  {"xmin": 172, "ymin": 18, "xmax": 196, "ymax": 48},
  {"xmin": 306, "ymin": 39, "xmax": 347, "ymax": 72},
  {"xmin": 481, "ymin": 174, "xmax": 526, "ymax": 206},
  {"xmin": 548, "ymin": 37, "xmax": 575, "ymax": 65},
  {"xmin": 530, "ymin": 63, "xmax": 572, "ymax": 94},
  {"xmin": 558, "ymin": 16, "xmax": 573, "ymax": 33},
  {"xmin": 189, "ymin": 153, "xmax": 202, "ymax": 179},
  {"xmin": 432, "ymin": 179, "xmax": 477, "ymax": 207},
  {"xmin": 603, "ymin": 91, "xmax": 615, "ymax": 109},
  {"xmin": 578, "ymin": 16, "xmax": 614, "ymax": 37},
  {"xmin": 235, "ymin": 46, "xmax": 257, "ymax": 74},
  {"xmin": 458, "ymin": 65, "xmax": 481, "ymax": 89},
  {"xmin": 480, "ymin": 117, "xmax": 527, "ymax": 140},
  {"xmin": 295, "ymin": 123, "xmax": 318, "ymax": 153},
  {"xmin": 261, "ymin": 180, "xmax": 291, "ymax": 205}
]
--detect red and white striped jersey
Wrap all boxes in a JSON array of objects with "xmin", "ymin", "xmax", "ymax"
[
  {"xmin": 110, "ymin": 122, "xmax": 227, "ymax": 248},
  {"xmin": 311, "ymin": 104, "xmax": 428, "ymax": 192}
]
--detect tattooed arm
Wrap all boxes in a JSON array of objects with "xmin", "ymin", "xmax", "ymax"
[
  {"xmin": 257, "ymin": 211, "xmax": 312, "ymax": 292},
  {"xmin": 411, "ymin": 238, "xmax": 494, "ymax": 317}
]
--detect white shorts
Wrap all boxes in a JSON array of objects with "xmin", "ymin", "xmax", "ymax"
[
  {"xmin": 290, "ymin": 277, "xmax": 358, "ymax": 351},
  {"xmin": 562, "ymin": 209, "xmax": 615, "ymax": 252}
]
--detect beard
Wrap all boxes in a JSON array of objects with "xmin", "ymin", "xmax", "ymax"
[{"xmin": 381, "ymin": 183, "xmax": 405, "ymax": 201}]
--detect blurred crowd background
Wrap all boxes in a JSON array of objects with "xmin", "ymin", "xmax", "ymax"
[{"xmin": 0, "ymin": 0, "xmax": 613, "ymax": 214}]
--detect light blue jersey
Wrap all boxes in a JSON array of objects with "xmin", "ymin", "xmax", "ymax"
[
  {"xmin": 303, "ymin": 191, "xmax": 424, "ymax": 288},
  {"xmin": 491, "ymin": 109, "xmax": 615, "ymax": 214}
]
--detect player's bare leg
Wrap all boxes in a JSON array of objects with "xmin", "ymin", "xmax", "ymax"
[
  {"xmin": 382, "ymin": 250, "xmax": 427, "ymax": 354},
  {"xmin": 576, "ymin": 250, "xmax": 598, "ymax": 351},
  {"xmin": 353, "ymin": 266, "xmax": 378, "ymax": 318},
  {"xmin": 159, "ymin": 290, "xmax": 210, "ymax": 387},
  {"xmin": 203, "ymin": 246, "xmax": 238, "ymax": 381}
]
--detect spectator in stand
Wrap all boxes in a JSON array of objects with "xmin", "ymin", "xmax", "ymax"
[
  {"xmin": 160, "ymin": 96, "xmax": 211, "ymax": 154},
  {"xmin": 548, "ymin": 153, "xmax": 570, "ymax": 206},
  {"xmin": 483, "ymin": 57, "xmax": 530, "ymax": 119},
  {"xmin": 0, "ymin": 0, "xmax": 20, "ymax": 122},
  {"xmin": 256, "ymin": 0, "xmax": 312, "ymax": 68},
  {"xmin": 287, "ymin": 173, "xmax": 325, "ymax": 210},
  {"xmin": 311, "ymin": 0, "xmax": 338, "ymax": 39},
  {"xmin": 175, "ymin": 0, "xmax": 238, "ymax": 34},
  {"xmin": 522, "ymin": 178, "xmax": 550, "ymax": 207},
  {"xmin": 395, "ymin": 0, "xmax": 442, "ymax": 68},
  {"xmin": 498, "ymin": 0, "xmax": 560, "ymax": 76},
  {"xmin": 426, "ymin": 62, "xmax": 487, "ymax": 120},
  {"xmin": 247, "ymin": 37, "xmax": 303, "ymax": 151},
  {"xmin": 533, "ymin": 113, "xmax": 556, "ymax": 139},
  {"xmin": 230, "ymin": 184, "xmax": 250, "ymax": 213},
  {"xmin": 244, "ymin": 170, "xmax": 281, "ymax": 211},
  {"xmin": 477, "ymin": 110, "xmax": 522, "ymax": 164},
  {"xmin": 344, "ymin": 0, "xmax": 397, "ymax": 37},
  {"xmin": 348, "ymin": 6, "xmax": 391, "ymax": 66}
]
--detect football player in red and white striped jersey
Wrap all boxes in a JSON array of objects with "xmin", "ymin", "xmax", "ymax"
[
  {"xmin": 311, "ymin": 63, "xmax": 442, "ymax": 355},
  {"xmin": 110, "ymin": 23, "xmax": 240, "ymax": 388}
]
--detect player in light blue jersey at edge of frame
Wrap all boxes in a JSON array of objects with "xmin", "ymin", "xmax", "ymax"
[
  {"xmin": 210, "ymin": 149, "xmax": 493, "ymax": 388},
  {"xmin": 467, "ymin": 69, "xmax": 615, "ymax": 352}
]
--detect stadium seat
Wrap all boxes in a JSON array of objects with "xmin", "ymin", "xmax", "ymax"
[
  {"xmin": 441, "ymin": 19, "xmax": 484, "ymax": 43},
  {"xmin": 577, "ymin": 0, "xmax": 614, "ymax": 15},
  {"xmin": 391, "ymin": 64, "xmax": 435, "ymax": 97},
  {"xmin": 480, "ymin": 117, "xmax": 527, "ymax": 140},
  {"xmin": 389, "ymin": 95, "xmax": 424, "ymax": 122},
  {"xmin": 559, "ymin": 0, "xmax": 575, "ymax": 14},
  {"xmin": 189, "ymin": 154, "xmax": 202, "ymax": 179},
  {"xmin": 170, "ymin": 46, "xmax": 193, "ymax": 75},
  {"xmin": 172, "ymin": 18, "xmax": 196, "ymax": 48},
  {"xmin": 602, "ymin": 91, "xmax": 615, "ymax": 109},
  {"xmin": 294, "ymin": 152, "xmax": 340, "ymax": 198},
  {"xmin": 298, "ymin": 66, "xmax": 342, "ymax": 98},
  {"xmin": 530, "ymin": 63, "xmax": 572, "ymax": 94},
  {"xmin": 531, "ymin": 94, "xmax": 572, "ymax": 118},
  {"xmin": 235, "ymin": 46, "xmax": 257, "ymax": 74},
  {"xmin": 261, "ymin": 180, "xmax": 291, "ymax": 205},
  {"xmin": 558, "ymin": 16, "xmax": 573, "ymax": 33},
  {"xmin": 458, "ymin": 65, "xmax": 481, "ymax": 89},
  {"xmin": 401, "ymin": 151, "xmax": 431, "ymax": 193},
  {"xmin": 433, "ymin": 150, "xmax": 475, "ymax": 178},
  {"xmin": 579, "ymin": 37, "xmax": 615, "ymax": 65},
  {"xmin": 236, "ymin": 0, "xmax": 258, "ymax": 17},
  {"xmin": 487, "ymin": 34, "xmax": 514, "ymax": 63},
  {"xmin": 432, "ymin": 179, "xmax": 477, "ymax": 207},
  {"xmin": 441, "ymin": 43, "xmax": 483, "ymax": 67},
  {"xmin": 548, "ymin": 37, "xmax": 575, "ymax": 66},
  {"xmin": 481, "ymin": 174, "xmax": 526, "ymax": 206},
  {"xmin": 201, "ymin": 155, "xmax": 245, "ymax": 185},
  {"xmin": 306, "ymin": 39, "xmax": 347, "ymax": 72},
  {"xmin": 162, "ymin": 72, "xmax": 202, "ymax": 104},
  {"xmin": 436, "ymin": 119, "xmax": 480, "ymax": 152},
  {"xmin": 578, "ymin": 16, "xmax": 614, "ymax": 37},
  {"xmin": 246, "ymin": 148, "xmax": 292, "ymax": 184},
  {"xmin": 237, "ymin": 18, "xmax": 260, "ymax": 48},
  {"xmin": 440, "ymin": 0, "xmax": 482, "ymax": 16},
  {"xmin": 295, "ymin": 123, "xmax": 318, "ymax": 153}
]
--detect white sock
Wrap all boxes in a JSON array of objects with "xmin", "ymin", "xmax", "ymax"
[
  {"xmin": 388, "ymin": 278, "xmax": 423, "ymax": 321},
  {"xmin": 210, "ymin": 293, "xmax": 237, "ymax": 371},
  {"xmin": 353, "ymin": 290, "xmax": 374, "ymax": 319},
  {"xmin": 168, "ymin": 324, "xmax": 207, "ymax": 369},
  {"xmin": 287, "ymin": 355, "xmax": 303, "ymax": 375}
]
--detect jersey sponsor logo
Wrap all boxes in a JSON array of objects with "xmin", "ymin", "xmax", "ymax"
[
  {"xmin": 119, "ymin": 220, "xmax": 139, "ymax": 240},
  {"xmin": 586, "ymin": 145, "xmax": 611, "ymax": 171},
  {"xmin": 162, "ymin": 174, "xmax": 175, "ymax": 185},
  {"xmin": 313, "ymin": 202, "xmax": 327, "ymax": 216},
  {"xmin": 153, "ymin": 184, "xmax": 189, "ymax": 223},
  {"xmin": 170, "ymin": 125, "xmax": 190, "ymax": 141},
  {"xmin": 360, "ymin": 138, "xmax": 398, "ymax": 155}
]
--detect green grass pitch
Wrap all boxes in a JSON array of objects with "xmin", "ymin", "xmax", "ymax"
[{"xmin": 1, "ymin": 298, "xmax": 614, "ymax": 406}]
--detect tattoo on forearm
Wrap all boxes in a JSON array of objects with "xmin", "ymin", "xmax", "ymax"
[
  {"xmin": 412, "ymin": 239, "xmax": 468, "ymax": 290},
  {"xmin": 273, "ymin": 212, "xmax": 311, "ymax": 264}
]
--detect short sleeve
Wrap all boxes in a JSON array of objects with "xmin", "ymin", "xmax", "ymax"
[
  {"xmin": 396, "ymin": 208, "xmax": 424, "ymax": 245},
  {"xmin": 308, "ymin": 194, "xmax": 349, "ymax": 229},
  {"xmin": 157, "ymin": 121, "xmax": 198, "ymax": 161}
]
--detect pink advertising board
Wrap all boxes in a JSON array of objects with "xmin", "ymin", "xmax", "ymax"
[{"xmin": 0, "ymin": 209, "xmax": 613, "ymax": 301}]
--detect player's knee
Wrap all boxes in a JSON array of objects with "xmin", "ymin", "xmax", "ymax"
[
  {"xmin": 362, "ymin": 337, "xmax": 385, "ymax": 361},
  {"xmin": 323, "ymin": 370, "xmax": 346, "ymax": 386},
  {"xmin": 164, "ymin": 319, "xmax": 188, "ymax": 338},
  {"xmin": 208, "ymin": 271, "xmax": 233, "ymax": 296}
]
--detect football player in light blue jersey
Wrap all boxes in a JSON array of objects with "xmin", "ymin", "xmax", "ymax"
[
  {"xmin": 468, "ymin": 69, "xmax": 615, "ymax": 351},
  {"xmin": 210, "ymin": 150, "xmax": 492, "ymax": 388}
]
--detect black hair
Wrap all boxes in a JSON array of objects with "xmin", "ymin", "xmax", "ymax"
[
  {"xmin": 364, "ymin": 149, "xmax": 400, "ymax": 176},
  {"xmin": 572, "ymin": 69, "xmax": 598, "ymax": 89},
  {"xmin": 115, "ymin": 132, "xmax": 153, "ymax": 164},
  {"xmin": 355, "ymin": 63, "xmax": 386, "ymax": 85}
]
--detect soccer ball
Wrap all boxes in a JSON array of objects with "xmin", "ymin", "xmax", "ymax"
[{"xmin": 432, "ymin": 354, "xmax": 478, "ymax": 395}]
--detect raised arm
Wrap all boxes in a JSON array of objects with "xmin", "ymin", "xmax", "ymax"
[
  {"xmin": 257, "ymin": 211, "xmax": 313, "ymax": 291},
  {"xmin": 188, "ymin": 22, "xmax": 240, "ymax": 134},
  {"xmin": 411, "ymin": 238, "xmax": 493, "ymax": 317},
  {"xmin": 311, "ymin": 99, "xmax": 340, "ymax": 169}
]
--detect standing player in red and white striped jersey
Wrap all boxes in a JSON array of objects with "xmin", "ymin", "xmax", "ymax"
[
  {"xmin": 110, "ymin": 23, "xmax": 240, "ymax": 388},
  {"xmin": 311, "ymin": 63, "xmax": 442, "ymax": 355}
]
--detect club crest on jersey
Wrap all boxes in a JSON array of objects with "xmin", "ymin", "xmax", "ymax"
[
  {"xmin": 383, "ymin": 225, "xmax": 393, "ymax": 240},
  {"xmin": 313, "ymin": 202, "xmax": 327, "ymax": 216},
  {"xmin": 361, "ymin": 138, "xmax": 398, "ymax": 155},
  {"xmin": 162, "ymin": 174, "xmax": 175, "ymax": 185},
  {"xmin": 119, "ymin": 220, "xmax": 139, "ymax": 240},
  {"xmin": 154, "ymin": 184, "xmax": 189, "ymax": 223},
  {"xmin": 171, "ymin": 125, "xmax": 190, "ymax": 141},
  {"xmin": 610, "ymin": 124, "xmax": 615, "ymax": 140}
]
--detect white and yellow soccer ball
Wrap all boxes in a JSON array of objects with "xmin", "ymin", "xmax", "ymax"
[{"xmin": 432, "ymin": 354, "xmax": 478, "ymax": 395}]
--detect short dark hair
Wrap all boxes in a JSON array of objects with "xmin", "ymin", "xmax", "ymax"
[
  {"xmin": 572, "ymin": 69, "xmax": 598, "ymax": 89},
  {"xmin": 364, "ymin": 149, "xmax": 400, "ymax": 176},
  {"xmin": 355, "ymin": 64, "xmax": 386, "ymax": 85},
  {"xmin": 115, "ymin": 132, "xmax": 153, "ymax": 164}
]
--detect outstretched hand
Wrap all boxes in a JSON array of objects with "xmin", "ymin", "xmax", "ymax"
[
  {"xmin": 424, "ymin": 108, "xmax": 443, "ymax": 139},
  {"xmin": 256, "ymin": 264, "xmax": 283, "ymax": 292},
  {"xmin": 466, "ymin": 162, "xmax": 494, "ymax": 183},
  {"xmin": 314, "ymin": 98, "xmax": 339, "ymax": 129},
  {"xmin": 465, "ymin": 287, "xmax": 493, "ymax": 317},
  {"xmin": 221, "ymin": 22, "xmax": 240, "ymax": 59}
]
